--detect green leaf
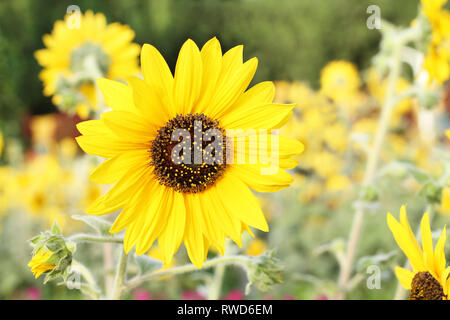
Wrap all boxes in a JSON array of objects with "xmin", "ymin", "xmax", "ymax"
[
  {"xmin": 51, "ymin": 220, "xmax": 62, "ymax": 235},
  {"xmin": 66, "ymin": 242, "xmax": 76, "ymax": 254},
  {"xmin": 356, "ymin": 251, "xmax": 397, "ymax": 273},
  {"xmin": 72, "ymin": 215, "xmax": 112, "ymax": 235},
  {"xmin": 419, "ymin": 182, "xmax": 442, "ymax": 204},
  {"xmin": 379, "ymin": 161, "xmax": 431, "ymax": 183}
]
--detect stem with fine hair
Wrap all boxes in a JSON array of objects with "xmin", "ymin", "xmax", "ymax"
[
  {"xmin": 208, "ymin": 263, "xmax": 226, "ymax": 300},
  {"xmin": 125, "ymin": 255, "xmax": 252, "ymax": 293},
  {"xmin": 110, "ymin": 248, "xmax": 128, "ymax": 300},
  {"xmin": 71, "ymin": 259, "xmax": 99, "ymax": 292},
  {"xmin": 337, "ymin": 32, "xmax": 407, "ymax": 298},
  {"xmin": 208, "ymin": 240, "xmax": 234, "ymax": 300},
  {"xmin": 68, "ymin": 234, "xmax": 124, "ymax": 244}
]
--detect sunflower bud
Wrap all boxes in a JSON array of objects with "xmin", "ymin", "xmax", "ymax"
[
  {"xmin": 418, "ymin": 90, "xmax": 439, "ymax": 110},
  {"xmin": 419, "ymin": 181, "xmax": 442, "ymax": 204},
  {"xmin": 28, "ymin": 221, "xmax": 75, "ymax": 283},
  {"xmin": 361, "ymin": 185, "xmax": 379, "ymax": 202},
  {"xmin": 245, "ymin": 250, "xmax": 283, "ymax": 294}
]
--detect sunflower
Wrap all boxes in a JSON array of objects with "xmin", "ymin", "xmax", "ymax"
[
  {"xmin": 387, "ymin": 205, "xmax": 450, "ymax": 300},
  {"xmin": 420, "ymin": 0, "xmax": 450, "ymax": 84},
  {"xmin": 319, "ymin": 60, "xmax": 361, "ymax": 107},
  {"xmin": 76, "ymin": 37, "xmax": 303, "ymax": 267},
  {"xmin": 35, "ymin": 10, "xmax": 140, "ymax": 118},
  {"xmin": 0, "ymin": 131, "xmax": 3, "ymax": 157}
]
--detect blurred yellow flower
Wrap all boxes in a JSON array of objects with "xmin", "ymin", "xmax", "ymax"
[
  {"xmin": 82, "ymin": 182, "xmax": 102, "ymax": 209},
  {"xmin": 423, "ymin": 46, "xmax": 450, "ymax": 84},
  {"xmin": 366, "ymin": 68, "xmax": 415, "ymax": 126},
  {"xmin": 387, "ymin": 205, "xmax": 450, "ymax": 300},
  {"xmin": 30, "ymin": 114, "xmax": 57, "ymax": 150},
  {"xmin": 35, "ymin": 10, "xmax": 140, "ymax": 118},
  {"xmin": 0, "ymin": 131, "xmax": 3, "ymax": 157},
  {"xmin": 245, "ymin": 238, "xmax": 267, "ymax": 256},
  {"xmin": 325, "ymin": 174, "xmax": 351, "ymax": 193},
  {"xmin": 440, "ymin": 187, "xmax": 450, "ymax": 215},
  {"xmin": 420, "ymin": 0, "xmax": 450, "ymax": 84},
  {"xmin": 298, "ymin": 180, "xmax": 323, "ymax": 203},
  {"xmin": 320, "ymin": 60, "xmax": 361, "ymax": 108},
  {"xmin": 28, "ymin": 248, "xmax": 56, "ymax": 279},
  {"xmin": 59, "ymin": 137, "xmax": 78, "ymax": 159}
]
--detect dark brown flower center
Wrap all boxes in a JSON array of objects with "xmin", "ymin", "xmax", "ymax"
[
  {"xmin": 409, "ymin": 271, "xmax": 446, "ymax": 300},
  {"xmin": 150, "ymin": 113, "xmax": 227, "ymax": 193}
]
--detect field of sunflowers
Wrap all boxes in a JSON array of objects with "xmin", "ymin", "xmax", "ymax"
[{"xmin": 1, "ymin": 0, "xmax": 450, "ymax": 302}]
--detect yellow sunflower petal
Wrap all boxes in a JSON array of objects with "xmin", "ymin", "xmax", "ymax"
[
  {"xmin": 76, "ymin": 134, "xmax": 148, "ymax": 158},
  {"xmin": 89, "ymin": 149, "xmax": 150, "ymax": 184},
  {"xmin": 101, "ymin": 110, "xmax": 157, "ymax": 141},
  {"xmin": 230, "ymin": 164, "xmax": 294, "ymax": 193},
  {"xmin": 158, "ymin": 191, "xmax": 186, "ymax": 264},
  {"xmin": 194, "ymin": 37, "xmax": 222, "ymax": 114},
  {"xmin": 110, "ymin": 177, "xmax": 158, "ymax": 234},
  {"xmin": 76, "ymin": 119, "xmax": 111, "ymax": 136},
  {"xmin": 216, "ymin": 174, "xmax": 269, "ymax": 232},
  {"xmin": 209, "ymin": 57, "xmax": 258, "ymax": 119},
  {"xmin": 141, "ymin": 43, "xmax": 175, "ymax": 116},
  {"xmin": 220, "ymin": 103, "xmax": 295, "ymax": 129},
  {"xmin": 434, "ymin": 225, "xmax": 447, "ymax": 278},
  {"xmin": 442, "ymin": 266, "xmax": 450, "ymax": 295},
  {"xmin": 87, "ymin": 165, "xmax": 151, "ymax": 215},
  {"xmin": 184, "ymin": 195, "xmax": 205, "ymax": 268},
  {"xmin": 97, "ymin": 78, "xmax": 137, "ymax": 113},
  {"xmin": 232, "ymin": 81, "xmax": 275, "ymax": 111},
  {"xmin": 387, "ymin": 213, "xmax": 426, "ymax": 271},
  {"xmin": 394, "ymin": 266, "xmax": 414, "ymax": 290},
  {"xmin": 133, "ymin": 184, "xmax": 172, "ymax": 253},
  {"xmin": 204, "ymin": 187, "xmax": 242, "ymax": 247},
  {"xmin": 127, "ymin": 76, "xmax": 169, "ymax": 127},
  {"xmin": 399, "ymin": 205, "xmax": 423, "ymax": 258},
  {"xmin": 173, "ymin": 39, "xmax": 203, "ymax": 115},
  {"xmin": 420, "ymin": 212, "xmax": 436, "ymax": 273}
]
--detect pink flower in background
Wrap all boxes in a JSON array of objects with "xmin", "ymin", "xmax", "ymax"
[
  {"xmin": 25, "ymin": 286, "xmax": 42, "ymax": 300},
  {"xmin": 316, "ymin": 294, "xmax": 328, "ymax": 300},
  {"xmin": 132, "ymin": 289, "xmax": 152, "ymax": 300},
  {"xmin": 222, "ymin": 289, "xmax": 244, "ymax": 300},
  {"xmin": 182, "ymin": 290, "xmax": 205, "ymax": 300},
  {"xmin": 282, "ymin": 295, "xmax": 296, "ymax": 300}
]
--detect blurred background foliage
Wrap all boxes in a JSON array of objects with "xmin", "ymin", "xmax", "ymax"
[
  {"xmin": 4, "ymin": 0, "xmax": 448, "ymax": 300},
  {"xmin": 0, "ymin": 0, "xmax": 418, "ymax": 139}
]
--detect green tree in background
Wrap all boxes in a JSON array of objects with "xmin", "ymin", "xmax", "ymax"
[{"xmin": 0, "ymin": 0, "xmax": 418, "ymax": 137}]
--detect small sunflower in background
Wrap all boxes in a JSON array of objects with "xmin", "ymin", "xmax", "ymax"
[
  {"xmin": 35, "ymin": 10, "xmax": 140, "ymax": 119},
  {"xmin": 420, "ymin": 0, "xmax": 450, "ymax": 84},
  {"xmin": 319, "ymin": 60, "xmax": 361, "ymax": 109},
  {"xmin": 387, "ymin": 205, "xmax": 450, "ymax": 300},
  {"xmin": 0, "ymin": 131, "xmax": 3, "ymax": 157},
  {"xmin": 76, "ymin": 37, "xmax": 303, "ymax": 268}
]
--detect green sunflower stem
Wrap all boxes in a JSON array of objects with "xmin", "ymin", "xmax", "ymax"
[
  {"xmin": 393, "ymin": 204, "xmax": 435, "ymax": 300},
  {"xmin": 208, "ymin": 263, "xmax": 226, "ymax": 300},
  {"xmin": 208, "ymin": 240, "xmax": 234, "ymax": 300},
  {"xmin": 110, "ymin": 247, "xmax": 128, "ymax": 300},
  {"xmin": 124, "ymin": 255, "xmax": 252, "ymax": 293},
  {"xmin": 68, "ymin": 234, "xmax": 124, "ymax": 244},
  {"xmin": 71, "ymin": 259, "xmax": 98, "ymax": 290},
  {"xmin": 337, "ymin": 26, "xmax": 419, "ymax": 298},
  {"xmin": 70, "ymin": 260, "xmax": 101, "ymax": 299}
]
